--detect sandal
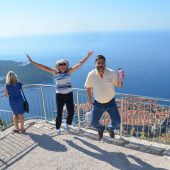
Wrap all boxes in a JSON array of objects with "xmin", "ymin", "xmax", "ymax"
[
  {"xmin": 21, "ymin": 129, "xmax": 26, "ymax": 133},
  {"xmin": 13, "ymin": 129, "xmax": 19, "ymax": 133}
]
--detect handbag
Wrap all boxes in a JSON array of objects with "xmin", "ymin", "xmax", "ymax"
[{"xmin": 21, "ymin": 89, "xmax": 29, "ymax": 113}]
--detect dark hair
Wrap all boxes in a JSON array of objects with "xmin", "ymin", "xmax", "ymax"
[{"xmin": 95, "ymin": 55, "xmax": 106, "ymax": 63}]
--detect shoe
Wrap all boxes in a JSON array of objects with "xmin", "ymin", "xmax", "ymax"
[
  {"xmin": 21, "ymin": 128, "xmax": 26, "ymax": 133},
  {"xmin": 108, "ymin": 129, "xmax": 115, "ymax": 138},
  {"xmin": 65, "ymin": 124, "xmax": 71, "ymax": 131},
  {"xmin": 98, "ymin": 130, "xmax": 104, "ymax": 140},
  {"xmin": 13, "ymin": 129, "xmax": 19, "ymax": 133},
  {"xmin": 56, "ymin": 129, "xmax": 61, "ymax": 135}
]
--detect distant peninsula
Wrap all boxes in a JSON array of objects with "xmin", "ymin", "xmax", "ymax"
[{"xmin": 0, "ymin": 60, "xmax": 54, "ymax": 84}]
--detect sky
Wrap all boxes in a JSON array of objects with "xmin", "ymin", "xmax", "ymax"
[{"xmin": 0, "ymin": 0, "xmax": 170, "ymax": 37}]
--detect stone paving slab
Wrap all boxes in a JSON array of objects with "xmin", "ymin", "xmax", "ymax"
[{"xmin": 0, "ymin": 120, "xmax": 170, "ymax": 170}]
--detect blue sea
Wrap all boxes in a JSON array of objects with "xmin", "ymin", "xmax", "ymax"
[{"xmin": 0, "ymin": 31, "xmax": 170, "ymax": 99}]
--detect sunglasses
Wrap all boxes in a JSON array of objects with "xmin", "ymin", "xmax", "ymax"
[{"xmin": 59, "ymin": 63, "xmax": 66, "ymax": 66}]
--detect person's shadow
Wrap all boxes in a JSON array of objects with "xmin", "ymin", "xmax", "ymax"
[
  {"xmin": 64, "ymin": 137, "xmax": 167, "ymax": 170},
  {"xmin": 28, "ymin": 133, "xmax": 67, "ymax": 152}
]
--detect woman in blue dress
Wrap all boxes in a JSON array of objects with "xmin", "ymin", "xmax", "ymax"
[{"xmin": 5, "ymin": 71, "xmax": 25, "ymax": 133}]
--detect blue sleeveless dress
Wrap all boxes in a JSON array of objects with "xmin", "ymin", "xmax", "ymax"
[{"xmin": 6, "ymin": 82, "xmax": 25, "ymax": 115}]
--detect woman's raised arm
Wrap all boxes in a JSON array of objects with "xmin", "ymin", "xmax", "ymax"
[
  {"xmin": 69, "ymin": 50, "xmax": 94, "ymax": 74},
  {"xmin": 27, "ymin": 54, "xmax": 57, "ymax": 76}
]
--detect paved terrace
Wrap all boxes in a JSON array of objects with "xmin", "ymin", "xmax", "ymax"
[{"xmin": 0, "ymin": 120, "xmax": 170, "ymax": 170}]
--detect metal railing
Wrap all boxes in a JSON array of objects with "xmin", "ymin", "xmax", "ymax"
[{"xmin": 0, "ymin": 84, "xmax": 170, "ymax": 144}]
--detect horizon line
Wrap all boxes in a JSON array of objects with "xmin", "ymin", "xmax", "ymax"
[{"xmin": 0, "ymin": 29, "xmax": 170, "ymax": 39}]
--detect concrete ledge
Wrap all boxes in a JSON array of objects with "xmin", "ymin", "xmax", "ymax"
[
  {"xmin": 124, "ymin": 142, "xmax": 140, "ymax": 150},
  {"xmin": 149, "ymin": 146, "xmax": 165, "ymax": 156},
  {"xmin": 139, "ymin": 144, "xmax": 151, "ymax": 153},
  {"xmin": 163, "ymin": 149, "xmax": 170, "ymax": 157},
  {"xmin": 69, "ymin": 127, "xmax": 169, "ymax": 157},
  {"xmin": 83, "ymin": 132, "xmax": 99, "ymax": 140},
  {"xmin": 104, "ymin": 137, "xmax": 129, "ymax": 146}
]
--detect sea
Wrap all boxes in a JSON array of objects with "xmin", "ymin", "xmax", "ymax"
[
  {"xmin": 1, "ymin": 31, "xmax": 170, "ymax": 98},
  {"xmin": 0, "ymin": 31, "xmax": 170, "ymax": 125}
]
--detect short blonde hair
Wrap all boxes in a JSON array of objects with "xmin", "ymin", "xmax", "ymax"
[{"xmin": 6, "ymin": 71, "xmax": 18, "ymax": 85}]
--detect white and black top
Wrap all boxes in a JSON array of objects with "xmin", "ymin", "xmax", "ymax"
[{"xmin": 54, "ymin": 72, "xmax": 72, "ymax": 94}]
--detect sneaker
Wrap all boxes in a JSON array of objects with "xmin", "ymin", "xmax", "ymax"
[
  {"xmin": 56, "ymin": 129, "xmax": 61, "ymax": 135},
  {"xmin": 65, "ymin": 124, "xmax": 71, "ymax": 131},
  {"xmin": 108, "ymin": 129, "xmax": 115, "ymax": 138},
  {"xmin": 98, "ymin": 130, "xmax": 104, "ymax": 140}
]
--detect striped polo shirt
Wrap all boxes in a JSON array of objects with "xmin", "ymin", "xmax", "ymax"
[{"xmin": 54, "ymin": 72, "xmax": 72, "ymax": 94}]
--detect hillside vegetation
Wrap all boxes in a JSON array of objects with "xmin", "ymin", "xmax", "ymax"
[{"xmin": 0, "ymin": 60, "xmax": 54, "ymax": 84}]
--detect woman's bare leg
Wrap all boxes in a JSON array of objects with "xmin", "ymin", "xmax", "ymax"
[
  {"xmin": 13, "ymin": 114, "xmax": 19, "ymax": 130},
  {"xmin": 19, "ymin": 114, "xmax": 25, "ymax": 132}
]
